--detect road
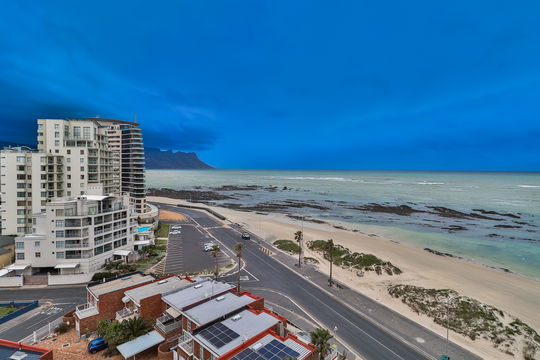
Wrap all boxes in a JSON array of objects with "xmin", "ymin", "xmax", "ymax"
[
  {"xmin": 159, "ymin": 203, "xmax": 480, "ymax": 360},
  {"xmin": 0, "ymin": 286, "xmax": 86, "ymax": 341}
]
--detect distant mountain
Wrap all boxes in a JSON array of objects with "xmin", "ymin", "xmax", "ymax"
[{"xmin": 144, "ymin": 147, "xmax": 213, "ymax": 169}]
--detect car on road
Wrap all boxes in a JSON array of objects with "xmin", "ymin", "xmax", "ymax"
[
  {"xmin": 88, "ymin": 337, "xmax": 107, "ymax": 354},
  {"xmin": 241, "ymin": 232, "xmax": 251, "ymax": 240}
]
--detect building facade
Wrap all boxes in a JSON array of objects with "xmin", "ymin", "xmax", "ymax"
[{"xmin": 13, "ymin": 194, "xmax": 137, "ymax": 275}]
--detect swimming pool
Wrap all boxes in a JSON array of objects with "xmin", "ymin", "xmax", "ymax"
[{"xmin": 137, "ymin": 226, "xmax": 152, "ymax": 233}]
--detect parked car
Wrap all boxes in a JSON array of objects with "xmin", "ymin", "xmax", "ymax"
[
  {"xmin": 88, "ymin": 337, "xmax": 107, "ymax": 354},
  {"xmin": 241, "ymin": 232, "xmax": 251, "ymax": 240},
  {"xmin": 203, "ymin": 242, "xmax": 215, "ymax": 252}
]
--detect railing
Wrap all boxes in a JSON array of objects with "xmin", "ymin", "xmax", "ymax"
[
  {"xmin": 178, "ymin": 333, "xmax": 194, "ymax": 355},
  {"xmin": 155, "ymin": 314, "xmax": 180, "ymax": 334},
  {"xmin": 75, "ymin": 303, "xmax": 98, "ymax": 318},
  {"xmin": 65, "ymin": 243, "xmax": 89, "ymax": 249},
  {"xmin": 116, "ymin": 307, "xmax": 138, "ymax": 320}
]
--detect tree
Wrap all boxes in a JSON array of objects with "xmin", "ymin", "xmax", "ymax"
[
  {"xmin": 122, "ymin": 317, "xmax": 150, "ymax": 341},
  {"xmin": 326, "ymin": 239, "xmax": 334, "ymax": 286},
  {"xmin": 211, "ymin": 244, "xmax": 221, "ymax": 280},
  {"xmin": 97, "ymin": 320, "xmax": 125, "ymax": 356},
  {"xmin": 234, "ymin": 242, "xmax": 246, "ymax": 292},
  {"xmin": 310, "ymin": 328, "xmax": 333, "ymax": 360},
  {"xmin": 294, "ymin": 230, "xmax": 303, "ymax": 268}
]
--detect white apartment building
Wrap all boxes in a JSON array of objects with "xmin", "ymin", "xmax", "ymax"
[
  {"xmin": 98, "ymin": 119, "xmax": 146, "ymax": 213},
  {"xmin": 37, "ymin": 118, "xmax": 118, "ymax": 197},
  {"xmin": 14, "ymin": 194, "xmax": 136, "ymax": 275},
  {"xmin": 0, "ymin": 147, "xmax": 63, "ymax": 235}
]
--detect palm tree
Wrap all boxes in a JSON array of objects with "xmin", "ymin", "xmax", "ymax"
[
  {"xmin": 122, "ymin": 317, "xmax": 150, "ymax": 341},
  {"xmin": 234, "ymin": 242, "xmax": 246, "ymax": 292},
  {"xmin": 310, "ymin": 328, "xmax": 333, "ymax": 360},
  {"xmin": 294, "ymin": 230, "xmax": 303, "ymax": 268},
  {"xmin": 211, "ymin": 244, "xmax": 221, "ymax": 280},
  {"xmin": 326, "ymin": 239, "xmax": 334, "ymax": 286}
]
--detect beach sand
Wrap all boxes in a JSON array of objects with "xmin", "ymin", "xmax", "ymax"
[{"xmin": 149, "ymin": 196, "xmax": 540, "ymax": 359}]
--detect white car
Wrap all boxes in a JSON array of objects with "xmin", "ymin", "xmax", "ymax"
[{"xmin": 203, "ymin": 242, "xmax": 216, "ymax": 252}]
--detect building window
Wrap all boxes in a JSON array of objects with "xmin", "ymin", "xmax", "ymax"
[
  {"xmin": 56, "ymin": 252, "xmax": 65, "ymax": 259},
  {"xmin": 34, "ymin": 241, "xmax": 40, "ymax": 247},
  {"xmin": 67, "ymin": 149, "xmax": 71, "ymax": 155},
  {"xmin": 16, "ymin": 174, "xmax": 25, "ymax": 180},
  {"xmin": 17, "ymin": 218, "xmax": 25, "ymax": 224},
  {"xmin": 56, "ymin": 220, "xmax": 64, "ymax": 227},
  {"xmin": 80, "ymin": 158, "xmax": 84, "ymax": 163},
  {"xmin": 81, "ymin": 175, "xmax": 85, "ymax": 180},
  {"xmin": 17, "ymin": 209, "xmax": 25, "ymax": 215},
  {"xmin": 67, "ymin": 157, "xmax": 71, "ymax": 163},
  {"xmin": 17, "ymin": 227, "xmax": 26, "ymax": 233},
  {"xmin": 38, "ymin": 124, "xmax": 43, "ymax": 130},
  {"xmin": 17, "ymin": 192, "xmax": 26, "ymax": 198},
  {"xmin": 54, "ymin": 132, "xmax": 60, "ymax": 138},
  {"xmin": 74, "ymin": 127, "xmax": 81, "ymax": 139},
  {"xmin": 54, "ymin": 140, "xmax": 60, "ymax": 146},
  {"xmin": 67, "ymin": 166, "xmax": 71, "ymax": 171},
  {"xmin": 35, "ymin": 252, "xmax": 41, "ymax": 258},
  {"xmin": 56, "ymin": 209, "xmax": 64, "ymax": 216},
  {"xmin": 67, "ymin": 183, "xmax": 71, "ymax": 188},
  {"xmin": 16, "ymin": 253, "xmax": 25, "ymax": 260},
  {"xmin": 17, "ymin": 183, "xmax": 25, "ymax": 189},
  {"xmin": 56, "ymin": 241, "xmax": 65, "ymax": 248},
  {"xmin": 16, "ymin": 156, "xmax": 25, "ymax": 163},
  {"xmin": 80, "ymin": 149, "xmax": 84, "ymax": 155},
  {"xmin": 54, "ymin": 123, "xmax": 60, "ymax": 129},
  {"xmin": 67, "ymin": 175, "xmax": 71, "ymax": 180},
  {"xmin": 15, "ymin": 242, "xmax": 24, "ymax": 249},
  {"xmin": 41, "ymin": 192, "xmax": 47, "ymax": 197},
  {"xmin": 80, "ymin": 166, "xmax": 84, "ymax": 171},
  {"xmin": 56, "ymin": 231, "xmax": 65, "ymax": 238},
  {"xmin": 83, "ymin": 127, "xmax": 91, "ymax": 139},
  {"xmin": 17, "ymin": 165, "xmax": 25, "ymax": 171},
  {"xmin": 65, "ymin": 208, "xmax": 74, "ymax": 216}
]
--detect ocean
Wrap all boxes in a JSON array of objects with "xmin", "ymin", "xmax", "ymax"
[{"xmin": 146, "ymin": 170, "xmax": 540, "ymax": 279}]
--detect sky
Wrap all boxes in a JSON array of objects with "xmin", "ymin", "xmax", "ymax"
[{"xmin": 0, "ymin": 1, "xmax": 539, "ymax": 170}]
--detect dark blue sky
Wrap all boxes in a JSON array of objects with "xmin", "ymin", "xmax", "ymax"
[{"xmin": 1, "ymin": 1, "xmax": 539, "ymax": 170}]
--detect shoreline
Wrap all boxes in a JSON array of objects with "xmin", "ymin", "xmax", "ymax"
[{"xmin": 149, "ymin": 195, "xmax": 540, "ymax": 359}]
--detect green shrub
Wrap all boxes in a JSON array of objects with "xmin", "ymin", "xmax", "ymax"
[
  {"xmin": 273, "ymin": 240, "xmax": 301, "ymax": 254},
  {"xmin": 92, "ymin": 272, "xmax": 116, "ymax": 281},
  {"xmin": 55, "ymin": 322, "xmax": 70, "ymax": 334},
  {"xmin": 304, "ymin": 257, "xmax": 319, "ymax": 264}
]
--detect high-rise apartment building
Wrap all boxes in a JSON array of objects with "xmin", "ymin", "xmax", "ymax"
[
  {"xmin": 14, "ymin": 194, "xmax": 136, "ymax": 275},
  {"xmin": 98, "ymin": 120, "xmax": 146, "ymax": 213},
  {"xmin": 0, "ymin": 118, "xmax": 147, "ymax": 236}
]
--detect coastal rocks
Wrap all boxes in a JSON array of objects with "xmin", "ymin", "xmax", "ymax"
[
  {"xmin": 426, "ymin": 206, "xmax": 500, "ymax": 220},
  {"xmin": 423, "ymin": 248, "xmax": 462, "ymax": 259},
  {"xmin": 494, "ymin": 224, "xmax": 521, "ymax": 229},
  {"xmin": 472, "ymin": 209, "xmax": 521, "ymax": 219},
  {"xmin": 147, "ymin": 188, "xmax": 234, "ymax": 201},
  {"xmin": 348, "ymin": 203, "xmax": 423, "ymax": 216}
]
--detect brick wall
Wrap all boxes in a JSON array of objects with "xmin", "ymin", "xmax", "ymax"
[{"xmin": 139, "ymin": 294, "xmax": 166, "ymax": 322}]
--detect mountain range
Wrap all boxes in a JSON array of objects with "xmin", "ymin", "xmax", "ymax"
[{"xmin": 0, "ymin": 141, "xmax": 213, "ymax": 169}]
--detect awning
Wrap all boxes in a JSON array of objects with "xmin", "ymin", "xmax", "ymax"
[
  {"xmin": 134, "ymin": 240, "xmax": 151, "ymax": 246},
  {"xmin": 6, "ymin": 264, "xmax": 30, "ymax": 271},
  {"xmin": 54, "ymin": 263, "xmax": 79, "ymax": 269},
  {"xmin": 117, "ymin": 330, "xmax": 164, "ymax": 359},
  {"xmin": 0, "ymin": 269, "xmax": 12, "ymax": 277},
  {"xmin": 113, "ymin": 250, "xmax": 132, "ymax": 257},
  {"xmin": 166, "ymin": 307, "xmax": 181, "ymax": 318}
]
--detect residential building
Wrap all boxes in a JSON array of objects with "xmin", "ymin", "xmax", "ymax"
[
  {"xmin": 74, "ymin": 272, "xmax": 155, "ymax": 335},
  {"xmin": 37, "ymin": 118, "xmax": 118, "ymax": 197},
  {"xmin": 0, "ymin": 146, "xmax": 58, "ymax": 235},
  {"xmin": 98, "ymin": 119, "xmax": 146, "ymax": 213},
  {"xmin": 0, "ymin": 338, "xmax": 53, "ymax": 360},
  {"xmin": 13, "ymin": 194, "xmax": 137, "ymax": 276}
]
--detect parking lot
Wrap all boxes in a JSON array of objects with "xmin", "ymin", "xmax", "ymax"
[{"xmin": 164, "ymin": 223, "xmax": 231, "ymax": 275}]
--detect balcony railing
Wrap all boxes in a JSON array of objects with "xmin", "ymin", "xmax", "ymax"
[
  {"xmin": 115, "ymin": 307, "xmax": 139, "ymax": 321},
  {"xmin": 178, "ymin": 333, "xmax": 194, "ymax": 356},
  {"xmin": 155, "ymin": 314, "xmax": 180, "ymax": 334},
  {"xmin": 75, "ymin": 303, "xmax": 98, "ymax": 319}
]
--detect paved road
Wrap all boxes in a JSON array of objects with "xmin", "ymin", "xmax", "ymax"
[
  {"xmin": 158, "ymin": 204, "xmax": 480, "ymax": 360},
  {"xmin": 0, "ymin": 286, "xmax": 86, "ymax": 341}
]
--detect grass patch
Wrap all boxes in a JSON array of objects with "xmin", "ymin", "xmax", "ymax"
[
  {"xmin": 307, "ymin": 240, "xmax": 402, "ymax": 275},
  {"xmin": 388, "ymin": 284, "xmax": 540, "ymax": 356},
  {"xmin": 304, "ymin": 257, "xmax": 319, "ymax": 264},
  {"xmin": 156, "ymin": 239, "xmax": 168, "ymax": 246},
  {"xmin": 0, "ymin": 305, "xmax": 18, "ymax": 318},
  {"xmin": 154, "ymin": 222, "xmax": 170, "ymax": 238},
  {"xmin": 273, "ymin": 240, "xmax": 300, "ymax": 254}
]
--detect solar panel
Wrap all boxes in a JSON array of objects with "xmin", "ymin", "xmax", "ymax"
[
  {"xmin": 258, "ymin": 339, "xmax": 300, "ymax": 360},
  {"xmin": 199, "ymin": 322, "xmax": 240, "ymax": 348},
  {"xmin": 232, "ymin": 348, "xmax": 267, "ymax": 360}
]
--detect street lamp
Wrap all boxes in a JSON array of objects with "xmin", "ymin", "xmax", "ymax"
[{"xmin": 443, "ymin": 295, "xmax": 457, "ymax": 360}]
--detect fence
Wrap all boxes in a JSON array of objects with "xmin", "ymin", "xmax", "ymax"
[
  {"xmin": 0, "ymin": 301, "xmax": 39, "ymax": 325},
  {"xmin": 20, "ymin": 317, "xmax": 63, "ymax": 345},
  {"xmin": 0, "ymin": 276, "xmax": 23, "ymax": 287},
  {"xmin": 48, "ymin": 273, "xmax": 92, "ymax": 285}
]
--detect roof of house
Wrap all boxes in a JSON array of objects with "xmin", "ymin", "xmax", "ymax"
[
  {"xmin": 0, "ymin": 340, "xmax": 52, "ymax": 360},
  {"xmin": 89, "ymin": 273, "xmax": 154, "ymax": 297},
  {"xmin": 124, "ymin": 276, "xmax": 192, "ymax": 305},
  {"xmin": 117, "ymin": 330, "xmax": 164, "ymax": 359},
  {"xmin": 0, "ymin": 236, "xmax": 14, "ymax": 248},
  {"xmin": 184, "ymin": 292, "xmax": 256, "ymax": 326},
  {"xmin": 194, "ymin": 309, "xmax": 281, "ymax": 357},
  {"xmin": 225, "ymin": 332, "xmax": 314, "ymax": 360},
  {"xmin": 163, "ymin": 279, "xmax": 234, "ymax": 311}
]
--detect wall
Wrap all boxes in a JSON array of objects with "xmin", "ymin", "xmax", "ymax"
[
  {"xmin": 0, "ymin": 301, "xmax": 38, "ymax": 324},
  {"xmin": 139, "ymin": 294, "xmax": 166, "ymax": 322},
  {"xmin": 0, "ymin": 276, "xmax": 23, "ymax": 287},
  {"xmin": 48, "ymin": 273, "xmax": 92, "ymax": 285}
]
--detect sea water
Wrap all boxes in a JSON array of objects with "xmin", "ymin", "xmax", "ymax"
[{"xmin": 146, "ymin": 170, "xmax": 540, "ymax": 279}]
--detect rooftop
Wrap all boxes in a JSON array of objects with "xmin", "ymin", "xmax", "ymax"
[
  {"xmin": 89, "ymin": 273, "xmax": 154, "ymax": 297},
  {"xmin": 184, "ymin": 292, "xmax": 256, "ymax": 326},
  {"xmin": 124, "ymin": 276, "xmax": 192, "ymax": 305},
  {"xmin": 0, "ymin": 339, "xmax": 52, "ymax": 360},
  {"xmin": 194, "ymin": 309, "xmax": 281, "ymax": 356},
  {"xmin": 226, "ymin": 332, "xmax": 314, "ymax": 360},
  {"xmin": 163, "ymin": 279, "xmax": 234, "ymax": 311}
]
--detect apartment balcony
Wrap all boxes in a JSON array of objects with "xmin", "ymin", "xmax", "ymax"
[
  {"xmin": 115, "ymin": 307, "xmax": 139, "ymax": 321},
  {"xmin": 178, "ymin": 333, "xmax": 194, "ymax": 356},
  {"xmin": 75, "ymin": 303, "xmax": 98, "ymax": 319},
  {"xmin": 155, "ymin": 314, "xmax": 181, "ymax": 334},
  {"xmin": 64, "ymin": 242, "xmax": 90, "ymax": 249}
]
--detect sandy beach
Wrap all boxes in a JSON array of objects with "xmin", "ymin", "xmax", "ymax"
[{"xmin": 149, "ymin": 196, "xmax": 540, "ymax": 359}]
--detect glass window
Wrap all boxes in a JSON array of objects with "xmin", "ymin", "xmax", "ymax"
[
  {"xmin": 35, "ymin": 241, "xmax": 40, "ymax": 247},
  {"xmin": 17, "ymin": 165, "xmax": 25, "ymax": 171},
  {"xmin": 15, "ymin": 242, "xmax": 24, "ymax": 249},
  {"xmin": 17, "ymin": 218, "xmax": 25, "ymax": 224},
  {"xmin": 54, "ymin": 132, "xmax": 59, "ymax": 138},
  {"xmin": 56, "ymin": 209, "xmax": 64, "ymax": 216},
  {"xmin": 54, "ymin": 123, "xmax": 59, "ymax": 129},
  {"xmin": 35, "ymin": 252, "xmax": 41, "ymax": 258},
  {"xmin": 80, "ymin": 166, "xmax": 84, "ymax": 171},
  {"xmin": 17, "ymin": 183, "xmax": 25, "ymax": 189},
  {"xmin": 37, "ymin": 124, "xmax": 43, "ymax": 130},
  {"xmin": 17, "ymin": 192, "xmax": 25, "ymax": 198},
  {"xmin": 80, "ymin": 158, "xmax": 84, "ymax": 163},
  {"xmin": 56, "ymin": 252, "xmax": 65, "ymax": 259},
  {"xmin": 56, "ymin": 220, "xmax": 64, "ymax": 227},
  {"xmin": 41, "ymin": 192, "xmax": 47, "ymax": 197},
  {"xmin": 74, "ymin": 127, "xmax": 81, "ymax": 138},
  {"xmin": 67, "ymin": 157, "xmax": 71, "ymax": 163},
  {"xmin": 56, "ymin": 231, "xmax": 65, "ymax": 238},
  {"xmin": 83, "ymin": 127, "xmax": 91, "ymax": 139},
  {"xmin": 17, "ymin": 209, "xmax": 25, "ymax": 215},
  {"xmin": 16, "ymin": 156, "xmax": 25, "ymax": 163},
  {"xmin": 65, "ymin": 208, "xmax": 74, "ymax": 216},
  {"xmin": 16, "ymin": 253, "xmax": 25, "ymax": 260},
  {"xmin": 54, "ymin": 140, "xmax": 60, "ymax": 146},
  {"xmin": 17, "ymin": 227, "xmax": 26, "ymax": 233},
  {"xmin": 56, "ymin": 241, "xmax": 65, "ymax": 247}
]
